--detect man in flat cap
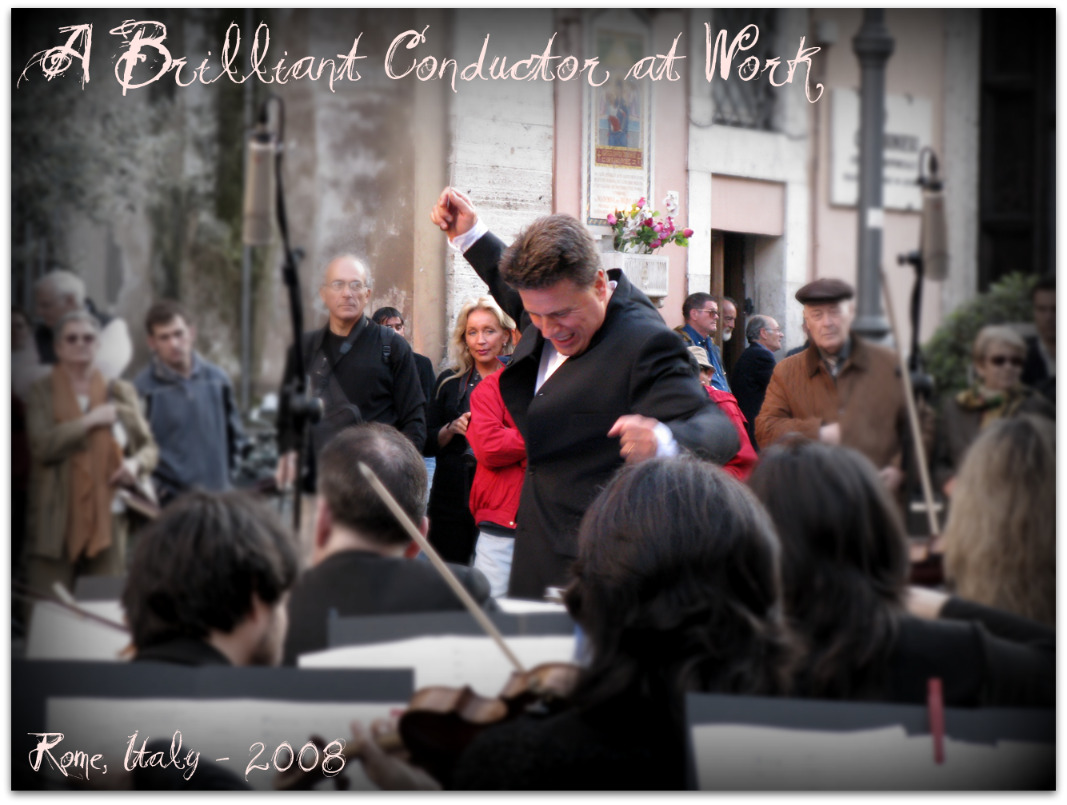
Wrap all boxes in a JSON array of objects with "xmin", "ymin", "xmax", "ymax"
[{"xmin": 755, "ymin": 278, "xmax": 907, "ymax": 489}]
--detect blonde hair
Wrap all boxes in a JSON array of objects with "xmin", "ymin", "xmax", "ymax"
[
  {"xmin": 443, "ymin": 296, "xmax": 516, "ymax": 379},
  {"xmin": 971, "ymin": 324, "xmax": 1025, "ymax": 363},
  {"xmin": 941, "ymin": 415, "xmax": 1056, "ymax": 625}
]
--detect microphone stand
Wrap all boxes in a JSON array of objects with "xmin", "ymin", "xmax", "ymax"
[
  {"xmin": 257, "ymin": 95, "xmax": 321, "ymax": 532},
  {"xmin": 895, "ymin": 147, "xmax": 942, "ymax": 541}
]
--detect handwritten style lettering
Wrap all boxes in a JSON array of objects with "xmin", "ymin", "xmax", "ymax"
[
  {"xmin": 704, "ymin": 23, "xmax": 824, "ymax": 103},
  {"xmin": 124, "ymin": 730, "xmax": 200, "ymax": 781},
  {"xmin": 27, "ymin": 733, "xmax": 107, "ymax": 780},
  {"xmin": 17, "ymin": 24, "xmax": 93, "ymax": 88},
  {"xmin": 386, "ymin": 26, "xmax": 610, "ymax": 92}
]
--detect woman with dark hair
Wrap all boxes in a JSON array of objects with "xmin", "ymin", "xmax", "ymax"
[
  {"xmin": 747, "ymin": 438, "xmax": 1053, "ymax": 707},
  {"xmin": 351, "ymin": 457, "xmax": 797, "ymax": 790}
]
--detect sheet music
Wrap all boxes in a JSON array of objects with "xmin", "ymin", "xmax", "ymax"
[
  {"xmin": 299, "ymin": 635, "xmax": 576, "ymax": 695},
  {"xmin": 47, "ymin": 697, "xmax": 402, "ymax": 790},
  {"xmin": 494, "ymin": 598, "xmax": 569, "ymax": 615},
  {"xmin": 692, "ymin": 723, "xmax": 1055, "ymax": 790},
  {"xmin": 26, "ymin": 601, "xmax": 130, "ymax": 661}
]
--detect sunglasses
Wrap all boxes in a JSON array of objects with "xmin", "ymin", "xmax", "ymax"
[
  {"xmin": 987, "ymin": 355, "xmax": 1024, "ymax": 367},
  {"xmin": 64, "ymin": 333, "xmax": 97, "ymax": 345}
]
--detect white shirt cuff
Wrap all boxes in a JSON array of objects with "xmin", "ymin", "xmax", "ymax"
[
  {"xmin": 450, "ymin": 219, "xmax": 489, "ymax": 254},
  {"xmin": 653, "ymin": 422, "xmax": 680, "ymax": 458}
]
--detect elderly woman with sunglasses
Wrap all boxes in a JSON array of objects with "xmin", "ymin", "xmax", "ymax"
[
  {"xmin": 934, "ymin": 324, "xmax": 1053, "ymax": 497},
  {"xmin": 23, "ymin": 310, "xmax": 157, "ymax": 603}
]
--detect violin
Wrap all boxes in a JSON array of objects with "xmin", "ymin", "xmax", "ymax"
[{"xmin": 275, "ymin": 463, "xmax": 583, "ymax": 791}]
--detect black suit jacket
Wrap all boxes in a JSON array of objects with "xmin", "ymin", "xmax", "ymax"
[
  {"xmin": 730, "ymin": 342, "xmax": 777, "ymax": 449},
  {"xmin": 464, "ymin": 233, "xmax": 739, "ymax": 598},
  {"xmin": 283, "ymin": 550, "xmax": 490, "ymax": 664}
]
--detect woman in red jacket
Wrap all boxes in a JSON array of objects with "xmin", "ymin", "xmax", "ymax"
[
  {"xmin": 465, "ymin": 366, "xmax": 526, "ymax": 598},
  {"xmin": 688, "ymin": 346, "xmax": 758, "ymax": 481}
]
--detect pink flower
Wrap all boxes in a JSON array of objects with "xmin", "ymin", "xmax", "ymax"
[
  {"xmin": 607, "ymin": 213, "xmax": 617, "ymax": 225},
  {"xmin": 644, "ymin": 217, "xmax": 654, "ymax": 228},
  {"xmin": 683, "ymin": 228, "xmax": 694, "ymax": 238},
  {"xmin": 653, "ymin": 223, "xmax": 664, "ymax": 234},
  {"xmin": 637, "ymin": 197, "xmax": 646, "ymax": 207},
  {"xmin": 650, "ymin": 239, "xmax": 662, "ymax": 249}
]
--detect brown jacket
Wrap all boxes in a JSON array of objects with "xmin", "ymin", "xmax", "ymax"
[
  {"xmin": 25, "ymin": 373, "xmax": 158, "ymax": 562},
  {"xmin": 755, "ymin": 336, "xmax": 906, "ymax": 469}
]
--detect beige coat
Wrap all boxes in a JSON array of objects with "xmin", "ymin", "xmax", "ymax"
[
  {"xmin": 25, "ymin": 373, "xmax": 158, "ymax": 562},
  {"xmin": 755, "ymin": 336, "xmax": 907, "ymax": 470}
]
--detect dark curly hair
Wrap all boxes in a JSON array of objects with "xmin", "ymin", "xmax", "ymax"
[
  {"xmin": 122, "ymin": 491, "xmax": 299, "ymax": 650},
  {"xmin": 564, "ymin": 457, "xmax": 797, "ymax": 726}
]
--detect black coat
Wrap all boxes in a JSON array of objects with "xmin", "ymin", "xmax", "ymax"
[
  {"xmin": 277, "ymin": 316, "xmax": 426, "ymax": 488},
  {"xmin": 283, "ymin": 550, "xmax": 490, "ymax": 664},
  {"xmin": 464, "ymin": 233, "xmax": 739, "ymax": 599},
  {"xmin": 730, "ymin": 342, "xmax": 777, "ymax": 449}
]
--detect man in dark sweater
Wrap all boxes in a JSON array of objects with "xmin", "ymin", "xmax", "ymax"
[{"xmin": 283, "ymin": 423, "xmax": 490, "ymax": 665}]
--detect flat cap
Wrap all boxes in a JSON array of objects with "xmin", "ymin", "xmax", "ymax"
[
  {"xmin": 795, "ymin": 278, "xmax": 854, "ymax": 305},
  {"xmin": 687, "ymin": 345, "xmax": 713, "ymax": 369}
]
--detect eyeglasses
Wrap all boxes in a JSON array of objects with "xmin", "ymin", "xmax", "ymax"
[
  {"xmin": 697, "ymin": 308, "xmax": 719, "ymax": 317},
  {"xmin": 987, "ymin": 355, "xmax": 1024, "ymax": 367},
  {"xmin": 64, "ymin": 333, "xmax": 97, "ymax": 345},
  {"xmin": 325, "ymin": 280, "xmax": 367, "ymax": 293}
]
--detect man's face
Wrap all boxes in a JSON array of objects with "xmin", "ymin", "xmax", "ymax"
[
  {"xmin": 1033, "ymin": 289, "xmax": 1055, "ymax": 345},
  {"xmin": 803, "ymin": 301, "xmax": 853, "ymax": 355},
  {"xmin": 320, "ymin": 258, "xmax": 371, "ymax": 329},
  {"xmin": 35, "ymin": 287, "xmax": 78, "ymax": 329},
  {"xmin": 688, "ymin": 299, "xmax": 719, "ymax": 337},
  {"xmin": 759, "ymin": 317, "xmax": 784, "ymax": 352},
  {"xmin": 381, "ymin": 316, "xmax": 405, "ymax": 336},
  {"xmin": 519, "ymin": 272, "xmax": 610, "ymax": 358},
  {"xmin": 722, "ymin": 300, "xmax": 737, "ymax": 342},
  {"xmin": 148, "ymin": 315, "xmax": 195, "ymax": 374}
]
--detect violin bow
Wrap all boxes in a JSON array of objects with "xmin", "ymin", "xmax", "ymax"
[{"xmin": 357, "ymin": 462, "xmax": 528, "ymax": 675}]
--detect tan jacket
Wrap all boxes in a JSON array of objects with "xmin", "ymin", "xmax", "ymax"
[
  {"xmin": 755, "ymin": 336, "xmax": 906, "ymax": 470},
  {"xmin": 25, "ymin": 373, "xmax": 158, "ymax": 561}
]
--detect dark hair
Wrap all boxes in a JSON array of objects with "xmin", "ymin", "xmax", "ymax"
[
  {"xmin": 499, "ymin": 214, "xmax": 601, "ymax": 290},
  {"xmin": 746, "ymin": 314, "xmax": 772, "ymax": 343},
  {"xmin": 682, "ymin": 292, "xmax": 714, "ymax": 321},
  {"xmin": 1031, "ymin": 272, "xmax": 1055, "ymax": 301},
  {"xmin": 144, "ymin": 299, "xmax": 191, "ymax": 335},
  {"xmin": 122, "ymin": 491, "xmax": 298, "ymax": 650},
  {"xmin": 372, "ymin": 306, "xmax": 403, "ymax": 326},
  {"xmin": 565, "ymin": 458, "xmax": 796, "ymax": 726},
  {"xmin": 721, "ymin": 295, "xmax": 738, "ymax": 309},
  {"xmin": 317, "ymin": 423, "xmax": 427, "ymax": 545},
  {"xmin": 747, "ymin": 439, "xmax": 908, "ymax": 699}
]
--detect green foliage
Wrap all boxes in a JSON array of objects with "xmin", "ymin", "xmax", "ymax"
[{"xmin": 923, "ymin": 272, "xmax": 1037, "ymax": 396}]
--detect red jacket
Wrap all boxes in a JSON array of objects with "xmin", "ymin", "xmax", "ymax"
[
  {"xmin": 705, "ymin": 386, "xmax": 759, "ymax": 481},
  {"xmin": 466, "ymin": 369, "xmax": 526, "ymax": 528}
]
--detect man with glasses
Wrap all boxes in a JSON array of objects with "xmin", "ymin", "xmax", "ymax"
[
  {"xmin": 275, "ymin": 255, "xmax": 425, "ymax": 493},
  {"xmin": 756, "ymin": 278, "xmax": 908, "ymax": 490},
  {"xmin": 731, "ymin": 314, "xmax": 783, "ymax": 450},
  {"xmin": 676, "ymin": 292, "xmax": 730, "ymax": 392}
]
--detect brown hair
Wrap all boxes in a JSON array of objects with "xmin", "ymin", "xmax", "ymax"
[
  {"xmin": 144, "ymin": 299, "xmax": 191, "ymax": 335},
  {"xmin": 317, "ymin": 423, "xmax": 427, "ymax": 546},
  {"xmin": 499, "ymin": 214, "xmax": 601, "ymax": 290}
]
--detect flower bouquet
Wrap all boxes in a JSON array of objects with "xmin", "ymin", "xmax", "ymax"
[{"xmin": 607, "ymin": 195, "xmax": 694, "ymax": 254}]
